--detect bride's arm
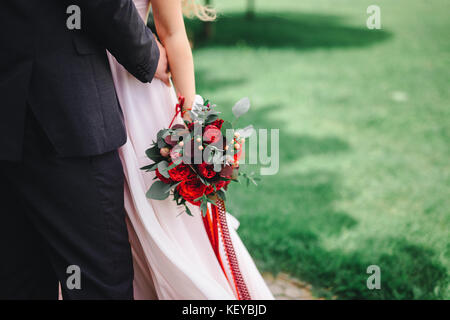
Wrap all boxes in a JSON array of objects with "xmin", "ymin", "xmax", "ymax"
[{"xmin": 151, "ymin": 0, "xmax": 196, "ymax": 119}]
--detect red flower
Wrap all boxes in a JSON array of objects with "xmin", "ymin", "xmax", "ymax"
[
  {"xmin": 197, "ymin": 163, "xmax": 217, "ymax": 179},
  {"xmin": 205, "ymin": 180, "xmax": 230, "ymax": 195},
  {"xmin": 155, "ymin": 168, "xmax": 173, "ymax": 184},
  {"xmin": 164, "ymin": 135, "xmax": 178, "ymax": 147},
  {"xmin": 217, "ymin": 180, "xmax": 230, "ymax": 190},
  {"xmin": 205, "ymin": 185, "xmax": 213, "ymax": 195},
  {"xmin": 187, "ymin": 121, "xmax": 203, "ymax": 133},
  {"xmin": 177, "ymin": 178, "xmax": 206, "ymax": 206},
  {"xmin": 210, "ymin": 119, "xmax": 224, "ymax": 130},
  {"xmin": 220, "ymin": 165, "xmax": 233, "ymax": 178},
  {"xmin": 203, "ymin": 125, "xmax": 222, "ymax": 144},
  {"xmin": 168, "ymin": 163, "xmax": 192, "ymax": 181}
]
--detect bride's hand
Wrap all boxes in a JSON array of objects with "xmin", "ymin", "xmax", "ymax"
[
  {"xmin": 181, "ymin": 98, "xmax": 193, "ymax": 123},
  {"xmin": 182, "ymin": 109, "xmax": 192, "ymax": 123}
]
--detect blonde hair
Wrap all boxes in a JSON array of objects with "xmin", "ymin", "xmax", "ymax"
[{"xmin": 182, "ymin": 0, "xmax": 216, "ymax": 21}]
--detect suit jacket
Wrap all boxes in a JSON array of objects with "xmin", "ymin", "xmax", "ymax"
[{"xmin": 0, "ymin": 0, "xmax": 160, "ymax": 161}]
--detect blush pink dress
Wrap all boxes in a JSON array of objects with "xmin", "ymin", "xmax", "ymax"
[{"xmin": 107, "ymin": 0, "xmax": 273, "ymax": 300}]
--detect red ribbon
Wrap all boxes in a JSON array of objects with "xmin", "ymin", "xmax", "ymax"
[
  {"xmin": 202, "ymin": 208, "xmax": 228, "ymax": 278},
  {"xmin": 203, "ymin": 200, "xmax": 251, "ymax": 300},
  {"xmin": 169, "ymin": 95, "xmax": 186, "ymax": 128}
]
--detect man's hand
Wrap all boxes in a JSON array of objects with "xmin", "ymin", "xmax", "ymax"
[{"xmin": 154, "ymin": 39, "xmax": 171, "ymax": 86}]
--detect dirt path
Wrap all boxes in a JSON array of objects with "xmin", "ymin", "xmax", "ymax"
[{"xmin": 263, "ymin": 272, "xmax": 319, "ymax": 300}]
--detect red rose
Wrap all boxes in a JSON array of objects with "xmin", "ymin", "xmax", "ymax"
[
  {"xmin": 210, "ymin": 119, "xmax": 224, "ymax": 130},
  {"xmin": 205, "ymin": 180, "xmax": 230, "ymax": 195},
  {"xmin": 197, "ymin": 163, "xmax": 217, "ymax": 179},
  {"xmin": 220, "ymin": 165, "xmax": 233, "ymax": 178},
  {"xmin": 168, "ymin": 163, "xmax": 192, "ymax": 181},
  {"xmin": 205, "ymin": 185, "xmax": 213, "ymax": 195},
  {"xmin": 177, "ymin": 177, "xmax": 206, "ymax": 206},
  {"xmin": 216, "ymin": 180, "xmax": 230, "ymax": 191},
  {"xmin": 187, "ymin": 121, "xmax": 203, "ymax": 133},
  {"xmin": 203, "ymin": 125, "xmax": 222, "ymax": 144},
  {"xmin": 155, "ymin": 168, "xmax": 173, "ymax": 184}
]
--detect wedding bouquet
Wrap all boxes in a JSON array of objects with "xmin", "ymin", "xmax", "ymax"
[
  {"xmin": 141, "ymin": 95, "xmax": 257, "ymax": 300},
  {"xmin": 142, "ymin": 95, "xmax": 259, "ymax": 216}
]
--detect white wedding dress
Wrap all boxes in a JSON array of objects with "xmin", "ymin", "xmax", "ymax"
[{"xmin": 107, "ymin": 0, "xmax": 273, "ymax": 300}]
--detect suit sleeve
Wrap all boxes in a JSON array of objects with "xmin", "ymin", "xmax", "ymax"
[{"xmin": 69, "ymin": 0, "xmax": 159, "ymax": 83}]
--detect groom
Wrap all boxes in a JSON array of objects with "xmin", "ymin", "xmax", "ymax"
[{"xmin": 0, "ymin": 0, "xmax": 167, "ymax": 299}]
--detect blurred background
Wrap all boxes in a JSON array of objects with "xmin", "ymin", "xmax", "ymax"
[{"xmin": 177, "ymin": 0, "xmax": 448, "ymax": 299}]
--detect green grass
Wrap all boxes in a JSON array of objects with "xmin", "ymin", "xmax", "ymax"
[{"xmin": 187, "ymin": 0, "xmax": 450, "ymax": 299}]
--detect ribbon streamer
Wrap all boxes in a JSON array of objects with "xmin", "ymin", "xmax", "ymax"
[
  {"xmin": 168, "ymin": 95, "xmax": 185, "ymax": 128},
  {"xmin": 203, "ymin": 199, "xmax": 251, "ymax": 300}
]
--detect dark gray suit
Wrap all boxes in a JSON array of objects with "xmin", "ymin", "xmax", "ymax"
[
  {"xmin": 0, "ymin": 0, "xmax": 159, "ymax": 299},
  {"xmin": 0, "ymin": 0, "xmax": 159, "ymax": 160}
]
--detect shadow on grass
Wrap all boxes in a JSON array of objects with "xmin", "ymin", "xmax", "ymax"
[
  {"xmin": 186, "ymin": 12, "xmax": 392, "ymax": 50},
  {"xmin": 195, "ymin": 69, "xmax": 248, "ymax": 92}
]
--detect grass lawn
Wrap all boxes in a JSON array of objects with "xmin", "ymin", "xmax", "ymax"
[{"xmin": 187, "ymin": 0, "xmax": 449, "ymax": 299}]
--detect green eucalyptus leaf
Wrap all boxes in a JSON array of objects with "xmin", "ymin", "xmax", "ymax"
[
  {"xmin": 146, "ymin": 145, "xmax": 161, "ymax": 159},
  {"xmin": 167, "ymin": 161, "xmax": 180, "ymax": 171},
  {"xmin": 157, "ymin": 129, "xmax": 170, "ymax": 148},
  {"xmin": 157, "ymin": 129, "xmax": 168, "ymax": 140},
  {"xmin": 232, "ymin": 97, "xmax": 250, "ymax": 119},
  {"xmin": 185, "ymin": 205, "xmax": 193, "ymax": 216},
  {"xmin": 146, "ymin": 181, "xmax": 171, "ymax": 200},
  {"xmin": 206, "ymin": 114, "xmax": 219, "ymax": 124},
  {"xmin": 140, "ymin": 162, "xmax": 158, "ymax": 172},
  {"xmin": 214, "ymin": 163, "xmax": 223, "ymax": 172},
  {"xmin": 217, "ymin": 189, "xmax": 227, "ymax": 201},
  {"xmin": 200, "ymin": 200, "xmax": 208, "ymax": 217},
  {"xmin": 236, "ymin": 125, "xmax": 255, "ymax": 138},
  {"xmin": 157, "ymin": 161, "xmax": 170, "ymax": 178}
]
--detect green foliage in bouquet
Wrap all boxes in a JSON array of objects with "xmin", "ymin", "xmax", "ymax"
[{"xmin": 142, "ymin": 96, "xmax": 260, "ymax": 216}]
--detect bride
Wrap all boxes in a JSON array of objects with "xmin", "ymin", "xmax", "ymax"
[{"xmin": 108, "ymin": 0, "xmax": 274, "ymax": 299}]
